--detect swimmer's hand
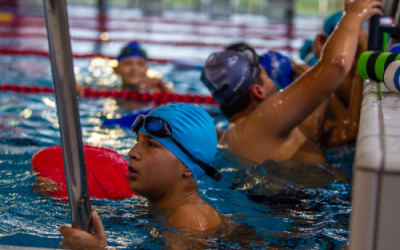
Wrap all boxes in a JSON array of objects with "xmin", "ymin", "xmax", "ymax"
[
  {"xmin": 312, "ymin": 33, "xmax": 328, "ymax": 60},
  {"xmin": 60, "ymin": 211, "xmax": 107, "ymax": 250},
  {"xmin": 146, "ymin": 77, "xmax": 172, "ymax": 93},
  {"xmin": 344, "ymin": 0, "xmax": 383, "ymax": 23}
]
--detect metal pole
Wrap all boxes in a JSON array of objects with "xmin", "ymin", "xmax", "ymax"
[
  {"xmin": 368, "ymin": 15, "xmax": 383, "ymax": 51},
  {"xmin": 42, "ymin": 0, "xmax": 91, "ymax": 232},
  {"xmin": 286, "ymin": 0, "xmax": 294, "ymax": 50}
]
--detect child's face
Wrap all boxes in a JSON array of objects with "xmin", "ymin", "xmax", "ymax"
[
  {"xmin": 127, "ymin": 132, "xmax": 185, "ymax": 198},
  {"xmin": 114, "ymin": 57, "xmax": 148, "ymax": 85}
]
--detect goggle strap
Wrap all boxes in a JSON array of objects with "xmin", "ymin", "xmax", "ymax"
[
  {"xmin": 204, "ymin": 165, "xmax": 222, "ymax": 181},
  {"xmin": 170, "ymin": 136, "xmax": 222, "ymax": 181}
]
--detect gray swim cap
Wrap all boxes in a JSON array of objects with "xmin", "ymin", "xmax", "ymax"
[{"xmin": 200, "ymin": 50, "xmax": 260, "ymax": 106}]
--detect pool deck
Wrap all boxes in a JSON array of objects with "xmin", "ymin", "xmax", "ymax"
[{"xmin": 350, "ymin": 80, "xmax": 400, "ymax": 250}]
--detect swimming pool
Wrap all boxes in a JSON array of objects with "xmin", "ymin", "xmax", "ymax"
[
  {"xmin": 0, "ymin": 53, "xmax": 354, "ymax": 249},
  {"xmin": 0, "ymin": 6, "xmax": 354, "ymax": 250}
]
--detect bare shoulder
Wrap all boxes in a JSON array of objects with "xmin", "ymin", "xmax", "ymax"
[{"xmin": 170, "ymin": 200, "xmax": 222, "ymax": 231}]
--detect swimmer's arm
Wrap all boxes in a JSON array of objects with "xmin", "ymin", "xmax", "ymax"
[
  {"xmin": 347, "ymin": 71, "xmax": 363, "ymax": 130},
  {"xmin": 334, "ymin": 28, "xmax": 368, "ymax": 104},
  {"xmin": 322, "ymin": 71, "xmax": 363, "ymax": 147},
  {"xmin": 249, "ymin": 1, "xmax": 382, "ymax": 137}
]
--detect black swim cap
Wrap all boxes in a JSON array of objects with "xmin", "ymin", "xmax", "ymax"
[{"xmin": 200, "ymin": 49, "xmax": 260, "ymax": 106}]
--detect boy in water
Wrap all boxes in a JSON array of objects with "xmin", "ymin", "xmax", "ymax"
[
  {"xmin": 59, "ymin": 104, "xmax": 222, "ymax": 249},
  {"xmin": 200, "ymin": 0, "xmax": 382, "ymax": 164},
  {"xmin": 113, "ymin": 42, "xmax": 171, "ymax": 92},
  {"xmin": 77, "ymin": 42, "xmax": 171, "ymax": 95}
]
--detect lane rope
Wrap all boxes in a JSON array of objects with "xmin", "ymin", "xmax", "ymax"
[
  {"xmin": 0, "ymin": 83, "xmax": 219, "ymax": 105},
  {"xmin": 2, "ymin": 14, "xmax": 320, "ymax": 32}
]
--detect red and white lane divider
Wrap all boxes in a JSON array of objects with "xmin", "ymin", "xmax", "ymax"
[
  {"xmin": 2, "ymin": 14, "xmax": 321, "ymax": 32},
  {"xmin": 0, "ymin": 20, "xmax": 311, "ymax": 40},
  {"xmin": 0, "ymin": 83, "xmax": 219, "ymax": 105},
  {"xmin": 0, "ymin": 26, "xmax": 310, "ymax": 41}
]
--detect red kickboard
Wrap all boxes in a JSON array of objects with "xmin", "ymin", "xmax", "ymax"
[{"xmin": 31, "ymin": 145, "xmax": 138, "ymax": 199}]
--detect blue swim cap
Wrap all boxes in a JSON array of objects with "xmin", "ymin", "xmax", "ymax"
[
  {"xmin": 259, "ymin": 51, "xmax": 293, "ymax": 90},
  {"xmin": 299, "ymin": 40, "xmax": 319, "ymax": 66},
  {"xmin": 137, "ymin": 104, "xmax": 218, "ymax": 182},
  {"xmin": 323, "ymin": 12, "xmax": 343, "ymax": 36},
  {"xmin": 117, "ymin": 42, "xmax": 147, "ymax": 62},
  {"xmin": 201, "ymin": 50, "xmax": 260, "ymax": 106},
  {"xmin": 300, "ymin": 40, "xmax": 314, "ymax": 61}
]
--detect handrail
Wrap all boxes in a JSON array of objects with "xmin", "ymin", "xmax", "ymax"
[{"xmin": 42, "ymin": 0, "xmax": 91, "ymax": 231}]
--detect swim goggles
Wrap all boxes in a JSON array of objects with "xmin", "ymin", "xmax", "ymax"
[
  {"xmin": 226, "ymin": 44, "xmax": 262, "ymax": 71},
  {"xmin": 131, "ymin": 115, "xmax": 222, "ymax": 181},
  {"xmin": 200, "ymin": 46, "xmax": 262, "ymax": 106},
  {"xmin": 117, "ymin": 47, "xmax": 147, "ymax": 61}
]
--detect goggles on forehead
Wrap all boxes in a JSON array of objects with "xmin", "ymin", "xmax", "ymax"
[
  {"xmin": 131, "ymin": 115, "xmax": 222, "ymax": 181},
  {"xmin": 200, "ymin": 46, "xmax": 262, "ymax": 106},
  {"xmin": 227, "ymin": 45, "xmax": 262, "ymax": 69}
]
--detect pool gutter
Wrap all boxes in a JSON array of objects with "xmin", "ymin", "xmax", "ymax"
[{"xmin": 349, "ymin": 80, "xmax": 400, "ymax": 250}]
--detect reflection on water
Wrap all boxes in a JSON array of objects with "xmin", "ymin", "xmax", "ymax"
[{"xmin": 221, "ymin": 150, "xmax": 352, "ymax": 249}]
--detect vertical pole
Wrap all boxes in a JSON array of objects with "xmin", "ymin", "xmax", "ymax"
[
  {"xmin": 42, "ymin": 0, "xmax": 91, "ymax": 232},
  {"xmin": 286, "ymin": 0, "xmax": 294, "ymax": 51},
  {"xmin": 98, "ymin": 0, "xmax": 107, "ymax": 31},
  {"xmin": 368, "ymin": 15, "xmax": 383, "ymax": 51},
  {"xmin": 96, "ymin": 0, "xmax": 107, "ymax": 52}
]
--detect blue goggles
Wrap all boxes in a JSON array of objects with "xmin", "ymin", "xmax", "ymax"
[
  {"xmin": 226, "ymin": 44, "xmax": 263, "ymax": 70},
  {"xmin": 131, "ymin": 115, "xmax": 222, "ymax": 181},
  {"xmin": 200, "ymin": 47, "xmax": 261, "ymax": 106}
]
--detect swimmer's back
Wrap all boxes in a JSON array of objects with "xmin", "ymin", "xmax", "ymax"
[{"xmin": 220, "ymin": 118, "xmax": 326, "ymax": 164}]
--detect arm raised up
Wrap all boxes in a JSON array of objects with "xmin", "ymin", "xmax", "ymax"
[{"xmin": 249, "ymin": 0, "xmax": 383, "ymax": 137}]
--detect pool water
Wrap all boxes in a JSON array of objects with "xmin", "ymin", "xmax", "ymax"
[
  {"xmin": 0, "ymin": 8, "xmax": 353, "ymax": 249},
  {"xmin": 0, "ymin": 55, "xmax": 353, "ymax": 249}
]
